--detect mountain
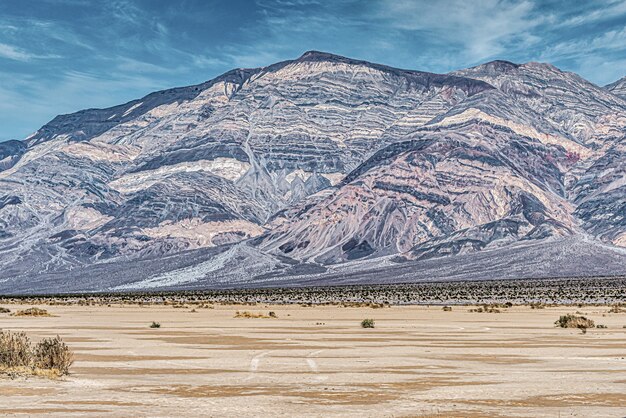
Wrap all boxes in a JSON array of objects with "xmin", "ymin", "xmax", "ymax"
[
  {"xmin": 606, "ymin": 76, "xmax": 626, "ymax": 99},
  {"xmin": 0, "ymin": 51, "xmax": 625, "ymax": 293}
]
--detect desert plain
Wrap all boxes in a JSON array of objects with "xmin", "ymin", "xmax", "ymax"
[{"xmin": 1, "ymin": 299, "xmax": 625, "ymax": 417}]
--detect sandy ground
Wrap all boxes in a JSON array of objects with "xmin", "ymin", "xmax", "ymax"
[{"xmin": 0, "ymin": 304, "xmax": 625, "ymax": 417}]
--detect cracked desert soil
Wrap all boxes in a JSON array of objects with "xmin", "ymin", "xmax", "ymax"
[{"xmin": 0, "ymin": 304, "xmax": 625, "ymax": 417}]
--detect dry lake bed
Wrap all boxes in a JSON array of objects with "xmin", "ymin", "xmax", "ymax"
[{"xmin": 1, "ymin": 303, "xmax": 625, "ymax": 417}]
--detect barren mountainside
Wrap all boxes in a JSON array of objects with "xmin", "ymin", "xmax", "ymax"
[
  {"xmin": 606, "ymin": 76, "xmax": 626, "ymax": 99},
  {"xmin": 0, "ymin": 51, "xmax": 625, "ymax": 293}
]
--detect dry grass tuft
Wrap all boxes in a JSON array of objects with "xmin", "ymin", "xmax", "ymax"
[
  {"xmin": 33, "ymin": 336, "xmax": 74, "ymax": 375},
  {"xmin": 11, "ymin": 307, "xmax": 52, "ymax": 317},
  {"xmin": 234, "ymin": 311, "xmax": 269, "ymax": 319},
  {"xmin": 442, "ymin": 306, "xmax": 452, "ymax": 312},
  {"xmin": 0, "ymin": 331, "xmax": 32, "ymax": 368},
  {"xmin": 0, "ymin": 331, "xmax": 73, "ymax": 378}
]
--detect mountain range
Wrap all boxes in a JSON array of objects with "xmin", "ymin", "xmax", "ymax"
[{"xmin": 0, "ymin": 51, "xmax": 625, "ymax": 293}]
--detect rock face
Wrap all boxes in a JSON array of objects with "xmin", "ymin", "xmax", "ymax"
[
  {"xmin": 0, "ymin": 52, "xmax": 625, "ymax": 292},
  {"xmin": 606, "ymin": 76, "xmax": 626, "ymax": 99},
  {"xmin": 0, "ymin": 140, "xmax": 26, "ymax": 172}
]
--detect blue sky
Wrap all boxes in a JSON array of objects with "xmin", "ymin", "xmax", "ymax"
[{"xmin": 1, "ymin": 0, "xmax": 625, "ymax": 140}]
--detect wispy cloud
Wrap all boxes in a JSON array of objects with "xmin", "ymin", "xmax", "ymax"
[
  {"xmin": 0, "ymin": 42, "xmax": 59, "ymax": 61},
  {"xmin": 556, "ymin": 0, "xmax": 626, "ymax": 27},
  {"xmin": 373, "ymin": 0, "xmax": 546, "ymax": 63},
  {"xmin": 0, "ymin": 42, "xmax": 35, "ymax": 61},
  {"xmin": 541, "ymin": 27, "xmax": 626, "ymax": 60}
]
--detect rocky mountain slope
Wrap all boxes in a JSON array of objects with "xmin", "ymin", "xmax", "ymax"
[
  {"xmin": 606, "ymin": 76, "xmax": 626, "ymax": 99},
  {"xmin": 0, "ymin": 52, "xmax": 625, "ymax": 292}
]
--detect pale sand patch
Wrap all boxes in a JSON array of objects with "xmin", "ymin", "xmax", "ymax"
[
  {"xmin": 0, "ymin": 408, "xmax": 110, "ymax": 414},
  {"xmin": 140, "ymin": 218, "xmax": 264, "ymax": 248}
]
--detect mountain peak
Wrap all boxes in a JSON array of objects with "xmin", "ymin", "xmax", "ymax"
[
  {"xmin": 294, "ymin": 50, "xmax": 420, "ymax": 71},
  {"xmin": 465, "ymin": 60, "xmax": 521, "ymax": 74},
  {"xmin": 297, "ymin": 50, "xmax": 348, "ymax": 62},
  {"xmin": 485, "ymin": 59, "xmax": 520, "ymax": 69},
  {"xmin": 605, "ymin": 76, "xmax": 626, "ymax": 98},
  {"xmin": 294, "ymin": 50, "xmax": 385, "ymax": 68},
  {"xmin": 607, "ymin": 75, "xmax": 626, "ymax": 85}
]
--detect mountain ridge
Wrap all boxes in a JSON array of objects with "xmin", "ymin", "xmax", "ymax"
[{"xmin": 0, "ymin": 51, "xmax": 624, "ymax": 293}]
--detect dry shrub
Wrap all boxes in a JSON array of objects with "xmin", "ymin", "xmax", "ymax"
[
  {"xmin": 361, "ymin": 318, "xmax": 375, "ymax": 328},
  {"xmin": 11, "ymin": 307, "xmax": 52, "ymax": 317},
  {"xmin": 0, "ymin": 331, "xmax": 32, "ymax": 368},
  {"xmin": 0, "ymin": 307, "xmax": 10, "ymax": 314},
  {"xmin": 0, "ymin": 331, "xmax": 73, "ymax": 377},
  {"xmin": 33, "ymin": 336, "xmax": 74, "ymax": 376},
  {"xmin": 608, "ymin": 305, "xmax": 624, "ymax": 313},
  {"xmin": 555, "ymin": 314, "xmax": 595, "ymax": 330},
  {"xmin": 442, "ymin": 306, "xmax": 452, "ymax": 312}
]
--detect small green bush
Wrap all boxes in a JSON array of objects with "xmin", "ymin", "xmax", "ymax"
[{"xmin": 361, "ymin": 318, "xmax": 375, "ymax": 328}]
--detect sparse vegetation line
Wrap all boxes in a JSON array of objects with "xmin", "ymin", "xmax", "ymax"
[{"xmin": 0, "ymin": 277, "xmax": 624, "ymax": 306}]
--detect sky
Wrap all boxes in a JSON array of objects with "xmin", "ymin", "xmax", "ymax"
[{"xmin": 1, "ymin": 0, "xmax": 625, "ymax": 140}]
